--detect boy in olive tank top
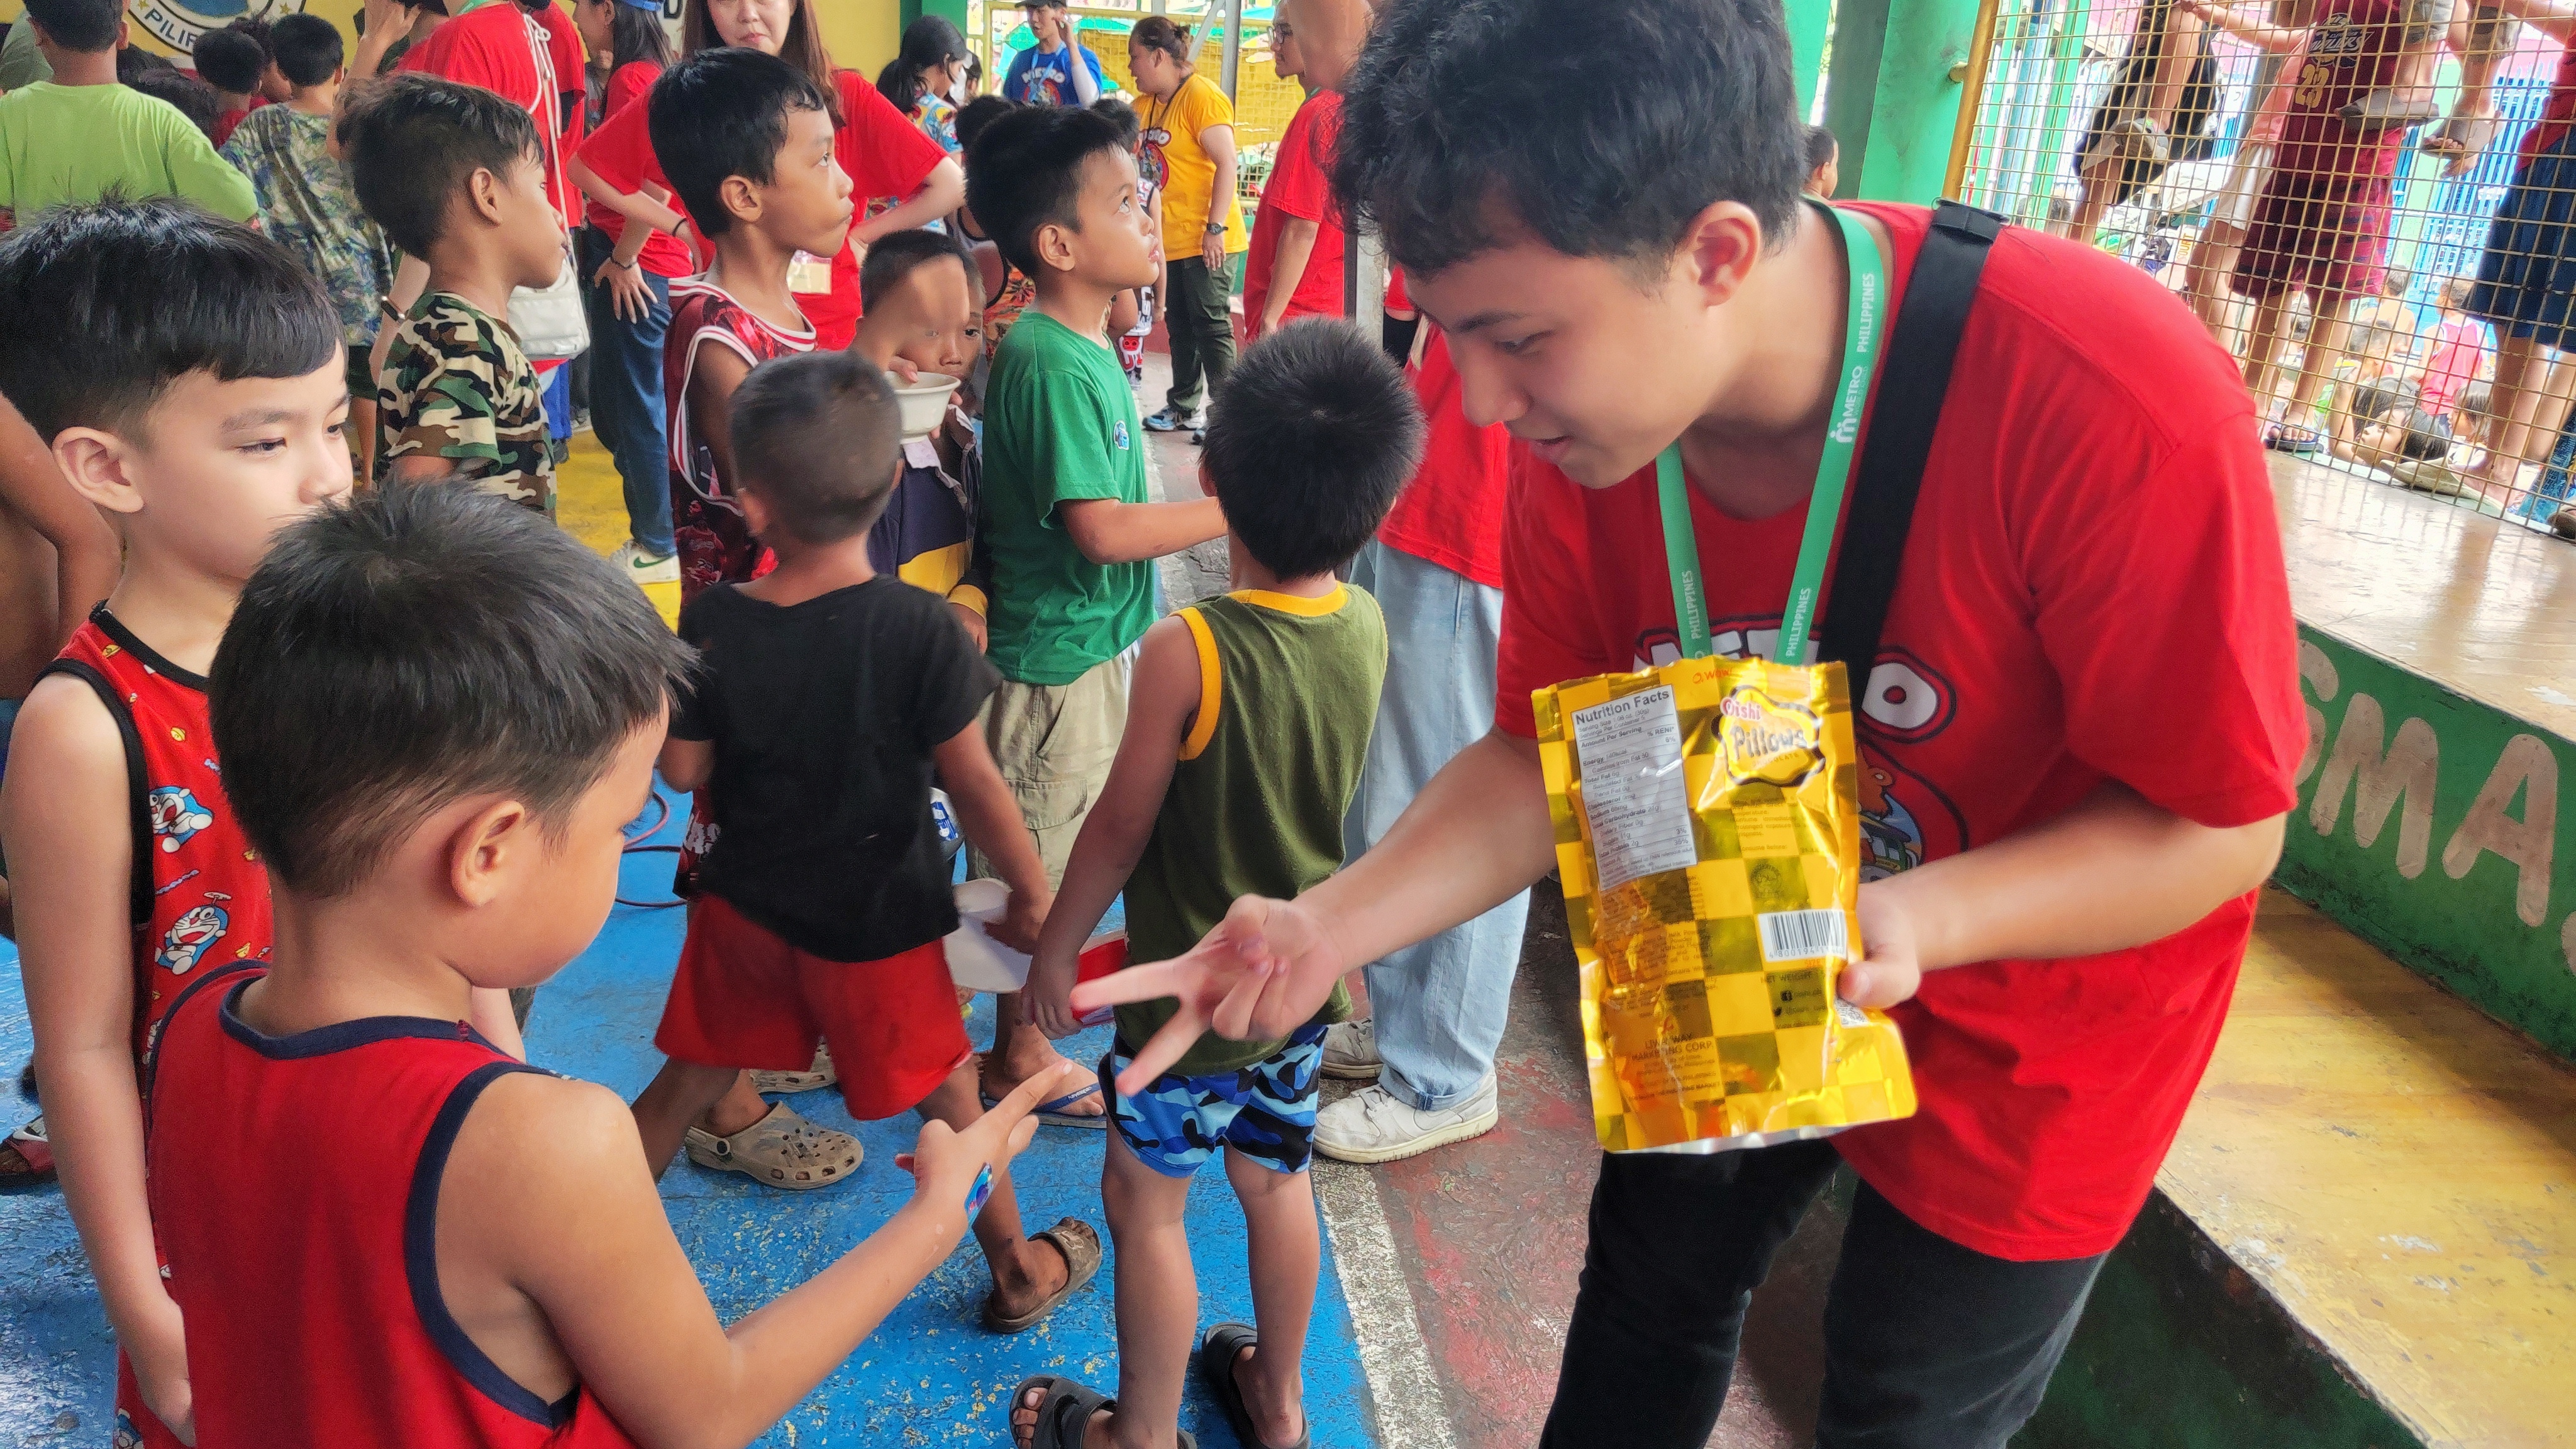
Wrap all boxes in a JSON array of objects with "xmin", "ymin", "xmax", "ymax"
[{"xmin": 1017, "ymin": 321, "xmax": 1423, "ymax": 1449}]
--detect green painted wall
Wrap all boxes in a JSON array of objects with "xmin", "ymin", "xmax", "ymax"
[
  {"xmin": 1787, "ymin": 0, "xmax": 1833, "ymax": 119},
  {"xmin": 2280, "ymin": 626, "xmax": 2576, "ymax": 1063},
  {"xmin": 1823, "ymin": 0, "xmax": 1983, "ymax": 204}
]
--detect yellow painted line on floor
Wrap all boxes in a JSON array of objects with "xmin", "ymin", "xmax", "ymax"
[
  {"xmin": 2162, "ymin": 890, "xmax": 2576, "ymax": 1449},
  {"xmin": 558, "ymin": 430, "xmax": 680, "ymax": 631}
]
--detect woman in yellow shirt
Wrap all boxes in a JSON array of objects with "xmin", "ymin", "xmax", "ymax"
[{"xmin": 1130, "ymin": 15, "xmax": 1246, "ymax": 441}]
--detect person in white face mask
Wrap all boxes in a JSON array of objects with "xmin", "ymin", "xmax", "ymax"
[{"xmin": 878, "ymin": 14, "xmax": 974, "ymax": 157}]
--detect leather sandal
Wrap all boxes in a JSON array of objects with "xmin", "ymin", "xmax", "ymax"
[
  {"xmin": 984, "ymin": 1218, "xmax": 1101, "ymax": 1332},
  {"xmin": 683, "ymin": 1102, "xmax": 861, "ymax": 1190}
]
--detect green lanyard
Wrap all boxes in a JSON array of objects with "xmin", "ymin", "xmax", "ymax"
[{"xmin": 1658, "ymin": 206, "xmax": 1885, "ymax": 668}]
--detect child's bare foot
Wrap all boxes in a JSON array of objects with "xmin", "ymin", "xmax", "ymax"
[
  {"xmin": 982, "ymin": 1044, "xmax": 1106, "ymax": 1123},
  {"xmin": 1008, "ymin": 1376, "xmax": 1120, "ymax": 1449}
]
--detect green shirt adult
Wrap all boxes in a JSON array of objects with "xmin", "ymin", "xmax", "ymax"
[
  {"xmin": 0, "ymin": 82, "xmax": 257, "ymax": 223},
  {"xmin": 980, "ymin": 308, "xmax": 1157, "ymax": 686},
  {"xmin": 0, "ymin": 20, "xmax": 52, "ymax": 92}
]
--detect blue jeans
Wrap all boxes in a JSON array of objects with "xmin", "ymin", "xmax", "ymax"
[
  {"xmin": 579, "ymin": 227, "xmax": 675, "ymax": 556},
  {"xmin": 1343, "ymin": 540, "xmax": 1531, "ymax": 1112}
]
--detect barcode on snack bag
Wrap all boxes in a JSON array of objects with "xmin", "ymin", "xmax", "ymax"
[{"xmin": 1757, "ymin": 909, "xmax": 1848, "ymax": 964}]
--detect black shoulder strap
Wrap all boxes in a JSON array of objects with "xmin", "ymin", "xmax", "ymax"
[{"xmin": 1818, "ymin": 200, "xmax": 2004, "ymax": 678}]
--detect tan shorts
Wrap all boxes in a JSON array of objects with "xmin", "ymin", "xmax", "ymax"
[{"xmin": 971, "ymin": 648, "xmax": 1138, "ymax": 890}]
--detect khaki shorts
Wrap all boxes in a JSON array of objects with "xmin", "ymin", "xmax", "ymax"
[{"xmin": 970, "ymin": 648, "xmax": 1136, "ymax": 890}]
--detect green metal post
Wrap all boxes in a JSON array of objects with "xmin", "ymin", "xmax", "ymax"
[
  {"xmin": 905, "ymin": 0, "xmax": 969, "ymax": 28},
  {"xmin": 1824, "ymin": 0, "xmax": 1988, "ymax": 204},
  {"xmin": 1787, "ymin": 0, "xmax": 1832, "ymax": 121}
]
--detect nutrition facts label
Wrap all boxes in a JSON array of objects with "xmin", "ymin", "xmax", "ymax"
[{"xmin": 1571, "ymin": 686, "xmax": 1700, "ymax": 891}]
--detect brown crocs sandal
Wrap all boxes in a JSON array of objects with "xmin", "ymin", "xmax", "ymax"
[
  {"xmin": 750, "ymin": 1046, "xmax": 836, "ymax": 1096},
  {"xmin": 684, "ymin": 1102, "xmax": 861, "ymax": 1190},
  {"xmin": 984, "ymin": 1218, "xmax": 1101, "ymax": 1333}
]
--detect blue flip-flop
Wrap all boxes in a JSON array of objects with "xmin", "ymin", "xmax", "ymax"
[{"xmin": 983, "ymin": 1082, "xmax": 1108, "ymax": 1130}]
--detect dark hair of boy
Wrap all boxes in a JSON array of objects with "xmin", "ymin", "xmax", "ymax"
[
  {"xmin": 1202, "ymin": 319, "xmax": 1424, "ymax": 579},
  {"xmin": 726, "ymin": 352, "xmax": 905, "ymax": 544},
  {"xmin": 1087, "ymin": 94, "xmax": 1138, "ymax": 148},
  {"xmin": 649, "ymin": 46, "xmax": 831, "ymax": 242},
  {"xmin": 2395, "ymin": 409, "xmax": 2453, "ymax": 462},
  {"xmin": 1333, "ymin": 0, "xmax": 1805, "ymax": 275},
  {"xmin": 2459, "ymin": 383, "xmax": 2492, "ymax": 421},
  {"xmin": 210, "ymin": 482, "xmax": 691, "ymax": 899},
  {"xmin": 859, "ymin": 226, "xmax": 974, "ymax": 312},
  {"xmin": 1804, "ymin": 123, "xmax": 1838, "ymax": 171},
  {"xmin": 269, "ymin": 11, "xmax": 343, "ymax": 88},
  {"xmin": 964, "ymin": 102, "xmax": 1126, "ymax": 277},
  {"xmin": 342, "ymin": 72, "xmax": 542, "ymax": 260},
  {"xmin": 606, "ymin": 0, "xmax": 673, "ymax": 72},
  {"xmin": 191, "ymin": 25, "xmax": 269, "ymax": 94},
  {"xmin": 876, "ymin": 14, "xmax": 967, "ymax": 117},
  {"xmin": 130, "ymin": 67, "xmax": 225, "ymax": 140},
  {"xmin": 116, "ymin": 45, "xmax": 173, "ymax": 81},
  {"xmin": 22, "ymin": 0, "xmax": 119, "ymax": 52},
  {"xmin": 954, "ymin": 93, "xmax": 1016, "ymax": 155},
  {"xmin": 0, "ymin": 199, "xmax": 339, "ymax": 442},
  {"xmin": 2350, "ymin": 383, "xmax": 2403, "ymax": 426}
]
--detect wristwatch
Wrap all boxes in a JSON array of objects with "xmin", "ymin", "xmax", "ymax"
[{"xmin": 1204, "ymin": 222, "xmax": 1226, "ymax": 235}]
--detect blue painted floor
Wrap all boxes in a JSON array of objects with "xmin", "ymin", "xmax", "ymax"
[{"xmin": 0, "ymin": 784, "xmax": 1376, "ymax": 1447}]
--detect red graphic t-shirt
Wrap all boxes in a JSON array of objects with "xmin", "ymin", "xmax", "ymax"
[
  {"xmin": 1242, "ymin": 91, "xmax": 1345, "ymax": 333},
  {"xmin": 579, "ymin": 70, "xmax": 947, "ymax": 349},
  {"xmin": 1375, "ymin": 269, "xmax": 1507, "ymax": 590},
  {"xmin": 43, "ymin": 609, "xmax": 275, "ymax": 1064},
  {"xmin": 400, "ymin": 0, "xmax": 589, "ymax": 225},
  {"xmin": 2273, "ymin": 0, "xmax": 2411, "ymax": 184},
  {"xmin": 1495, "ymin": 203, "xmax": 2304, "ymax": 1261}
]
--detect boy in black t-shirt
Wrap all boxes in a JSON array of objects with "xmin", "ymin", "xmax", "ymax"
[{"xmin": 631, "ymin": 350, "xmax": 1100, "ymax": 1334}]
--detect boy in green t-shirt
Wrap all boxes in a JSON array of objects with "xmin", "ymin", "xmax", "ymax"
[
  {"xmin": 1016, "ymin": 319, "xmax": 1421, "ymax": 1449},
  {"xmin": 0, "ymin": 0, "xmax": 256, "ymax": 226},
  {"xmin": 964, "ymin": 103, "xmax": 1226, "ymax": 1123}
]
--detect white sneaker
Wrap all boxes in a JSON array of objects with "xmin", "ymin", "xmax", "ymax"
[
  {"xmin": 610, "ymin": 540, "xmax": 680, "ymax": 585},
  {"xmin": 1321, "ymin": 1019, "xmax": 1381, "ymax": 1080},
  {"xmin": 1313, "ymin": 1075, "xmax": 1499, "ymax": 1165}
]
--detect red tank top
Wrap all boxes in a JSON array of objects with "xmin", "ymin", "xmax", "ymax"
[
  {"xmin": 2521, "ymin": 42, "xmax": 2576, "ymax": 170},
  {"xmin": 43, "ymin": 609, "xmax": 275, "ymax": 1062},
  {"xmin": 2274, "ymin": 0, "xmax": 2411, "ymax": 182},
  {"xmin": 144, "ymin": 967, "xmax": 643, "ymax": 1449}
]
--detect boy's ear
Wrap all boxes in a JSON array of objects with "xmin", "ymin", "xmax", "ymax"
[
  {"xmin": 50, "ymin": 429, "xmax": 148, "ymax": 518},
  {"xmin": 736, "ymin": 484, "xmax": 775, "ymax": 541},
  {"xmin": 465, "ymin": 165, "xmax": 508, "ymax": 226},
  {"xmin": 1194, "ymin": 458, "xmax": 1215, "ymax": 499},
  {"xmin": 718, "ymin": 174, "xmax": 763, "ymax": 231},
  {"xmin": 1032, "ymin": 217, "xmax": 1079, "ymax": 276},
  {"xmin": 448, "ymin": 796, "xmax": 535, "ymax": 909}
]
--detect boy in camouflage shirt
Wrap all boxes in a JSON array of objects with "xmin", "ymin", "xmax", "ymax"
[{"xmin": 343, "ymin": 74, "xmax": 569, "ymax": 512}]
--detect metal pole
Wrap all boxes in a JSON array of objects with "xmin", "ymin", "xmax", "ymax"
[
  {"xmin": 1219, "ymin": 0, "xmax": 1242, "ymax": 101},
  {"xmin": 1944, "ymin": 0, "xmax": 2005, "ymax": 198}
]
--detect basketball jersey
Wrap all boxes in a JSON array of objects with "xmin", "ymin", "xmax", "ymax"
[
  {"xmin": 2275, "ymin": 0, "xmax": 2411, "ymax": 181},
  {"xmin": 663, "ymin": 274, "xmax": 814, "ymax": 600},
  {"xmin": 40, "ymin": 608, "xmax": 275, "ymax": 1064},
  {"xmin": 144, "ymin": 967, "xmax": 641, "ymax": 1448}
]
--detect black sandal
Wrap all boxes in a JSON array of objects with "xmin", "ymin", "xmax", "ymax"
[
  {"xmin": 1198, "ymin": 1323, "xmax": 1309, "ymax": 1449},
  {"xmin": 1007, "ymin": 1376, "xmax": 1109, "ymax": 1449}
]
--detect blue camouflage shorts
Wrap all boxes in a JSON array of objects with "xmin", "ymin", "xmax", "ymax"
[{"xmin": 1102, "ymin": 1024, "xmax": 1330, "ymax": 1179}]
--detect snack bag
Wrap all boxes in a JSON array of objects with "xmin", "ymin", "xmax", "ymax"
[{"xmin": 1533, "ymin": 654, "xmax": 1917, "ymax": 1154}]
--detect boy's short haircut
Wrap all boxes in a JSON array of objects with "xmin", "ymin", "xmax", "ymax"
[
  {"xmin": 1334, "ymin": 0, "xmax": 1805, "ymax": 277},
  {"xmin": 343, "ymin": 74, "xmax": 541, "ymax": 260},
  {"xmin": 1204, "ymin": 319, "xmax": 1424, "ymax": 580},
  {"xmin": 965, "ymin": 103, "xmax": 1128, "ymax": 277},
  {"xmin": 860, "ymin": 227, "xmax": 974, "ymax": 313},
  {"xmin": 2383, "ymin": 265, "xmax": 2414, "ymax": 299},
  {"xmin": 1089, "ymin": 94, "xmax": 1140, "ymax": 148},
  {"xmin": 2396, "ymin": 409, "xmax": 2452, "ymax": 461},
  {"xmin": 0, "ymin": 199, "xmax": 339, "ymax": 442},
  {"xmin": 210, "ymin": 483, "xmax": 691, "ymax": 900},
  {"xmin": 191, "ymin": 26, "xmax": 269, "ymax": 94},
  {"xmin": 955, "ymin": 94, "xmax": 1016, "ymax": 156},
  {"xmin": 270, "ymin": 13, "xmax": 343, "ymax": 88},
  {"xmin": 21, "ymin": 0, "xmax": 119, "ymax": 53},
  {"xmin": 118, "ymin": 45, "xmax": 174, "ymax": 81},
  {"xmin": 2441, "ymin": 276, "xmax": 2475, "ymax": 309},
  {"xmin": 726, "ymin": 352, "xmax": 905, "ymax": 545},
  {"xmin": 131, "ymin": 68, "xmax": 223, "ymax": 140},
  {"xmin": 650, "ymin": 47, "xmax": 831, "ymax": 242},
  {"xmin": 1804, "ymin": 123, "xmax": 1838, "ymax": 170}
]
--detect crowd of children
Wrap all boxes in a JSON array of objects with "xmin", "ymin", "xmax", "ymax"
[{"xmin": 0, "ymin": 0, "xmax": 1448, "ymax": 1440}]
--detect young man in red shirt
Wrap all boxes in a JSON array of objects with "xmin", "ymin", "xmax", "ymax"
[
  {"xmin": 1079, "ymin": 1, "xmax": 2306, "ymax": 1443},
  {"xmin": 1240, "ymin": 0, "xmax": 1348, "ymax": 340}
]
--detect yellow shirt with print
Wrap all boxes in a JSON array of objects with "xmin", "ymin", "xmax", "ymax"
[{"xmin": 1146, "ymin": 74, "xmax": 1248, "ymax": 260}]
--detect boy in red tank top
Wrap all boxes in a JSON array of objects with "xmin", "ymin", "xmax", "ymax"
[
  {"xmin": 0, "ymin": 199, "xmax": 464, "ymax": 1448},
  {"xmin": 150, "ymin": 482, "xmax": 1064, "ymax": 1448}
]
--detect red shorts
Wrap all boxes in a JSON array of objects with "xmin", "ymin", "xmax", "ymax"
[
  {"xmin": 654, "ymin": 894, "xmax": 972, "ymax": 1120},
  {"xmin": 2230, "ymin": 162, "xmax": 2394, "ymax": 303}
]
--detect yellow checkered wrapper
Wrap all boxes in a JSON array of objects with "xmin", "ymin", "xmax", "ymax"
[{"xmin": 1534, "ymin": 655, "xmax": 1918, "ymax": 1155}]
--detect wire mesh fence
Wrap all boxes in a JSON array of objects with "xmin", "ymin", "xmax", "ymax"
[{"xmin": 1953, "ymin": 0, "xmax": 2576, "ymax": 537}]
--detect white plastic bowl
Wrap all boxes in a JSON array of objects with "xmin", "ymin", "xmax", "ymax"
[
  {"xmin": 944, "ymin": 877, "xmax": 1029, "ymax": 992},
  {"xmin": 894, "ymin": 371, "xmax": 962, "ymax": 441}
]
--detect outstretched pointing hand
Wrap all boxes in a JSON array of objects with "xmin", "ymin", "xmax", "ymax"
[{"xmin": 1069, "ymin": 894, "xmax": 1348, "ymax": 1096}]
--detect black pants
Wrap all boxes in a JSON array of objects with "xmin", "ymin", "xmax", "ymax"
[
  {"xmin": 1539, "ymin": 1141, "xmax": 2107, "ymax": 1449},
  {"xmin": 1163, "ymin": 254, "xmax": 1236, "ymax": 413}
]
